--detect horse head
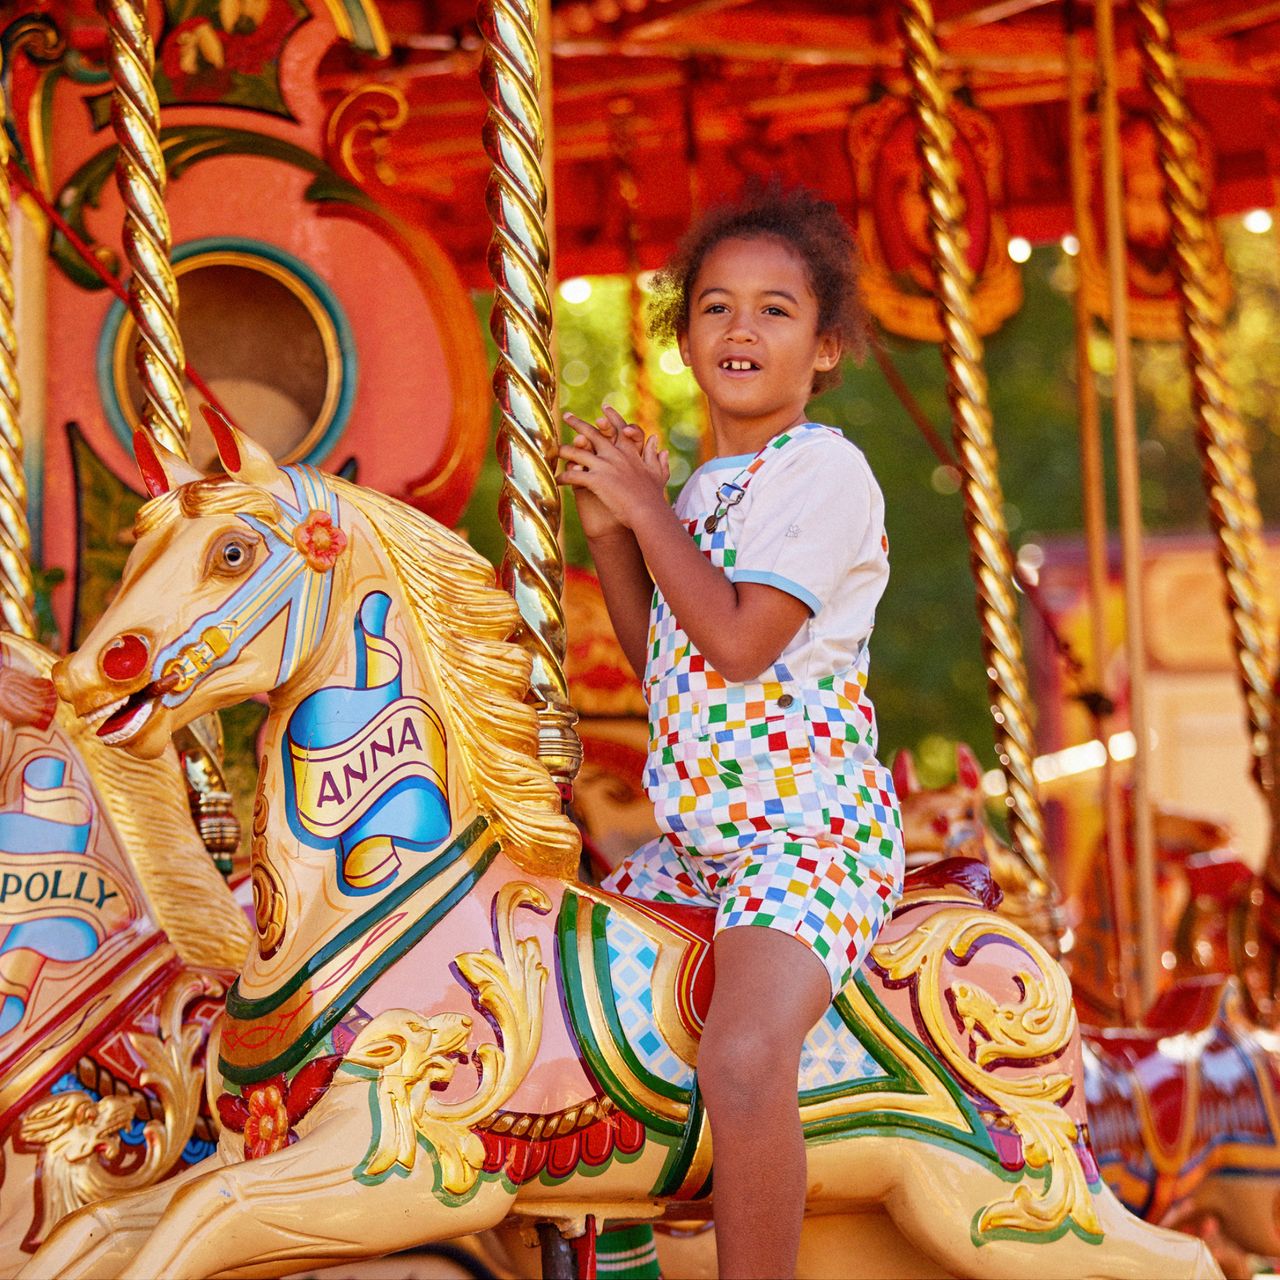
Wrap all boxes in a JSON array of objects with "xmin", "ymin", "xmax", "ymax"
[{"xmin": 54, "ymin": 411, "xmax": 351, "ymax": 761}]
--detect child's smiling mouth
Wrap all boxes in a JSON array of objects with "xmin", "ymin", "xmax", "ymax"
[{"xmin": 719, "ymin": 358, "xmax": 761, "ymax": 373}]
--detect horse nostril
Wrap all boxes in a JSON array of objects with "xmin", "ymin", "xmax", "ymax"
[{"xmin": 100, "ymin": 633, "xmax": 151, "ymax": 684}]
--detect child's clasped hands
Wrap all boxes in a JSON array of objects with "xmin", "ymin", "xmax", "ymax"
[{"xmin": 557, "ymin": 404, "xmax": 671, "ymax": 539}]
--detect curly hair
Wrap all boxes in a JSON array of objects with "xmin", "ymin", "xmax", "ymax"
[{"xmin": 649, "ymin": 186, "xmax": 867, "ymax": 393}]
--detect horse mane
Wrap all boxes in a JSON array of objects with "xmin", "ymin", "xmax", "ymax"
[
  {"xmin": 2, "ymin": 635, "xmax": 251, "ymax": 972},
  {"xmin": 327, "ymin": 477, "xmax": 582, "ymax": 878}
]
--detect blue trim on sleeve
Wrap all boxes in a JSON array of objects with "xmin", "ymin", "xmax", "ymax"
[{"xmin": 730, "ymin": 569, "xmax": 822, "ymax": 615}]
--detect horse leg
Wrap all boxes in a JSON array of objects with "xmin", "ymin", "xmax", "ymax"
[
  {"xmin": 17, "ymin": 1152, "xmax": 219, "ymax": 1280},
  {"xmin": 112, "ymin": 1117, "xmax": 516, "ymax": 1280}
]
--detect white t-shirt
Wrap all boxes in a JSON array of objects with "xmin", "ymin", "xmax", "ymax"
[{"xmin": 674, "ymin": 425, "xmax": 889, "ymax": 686}]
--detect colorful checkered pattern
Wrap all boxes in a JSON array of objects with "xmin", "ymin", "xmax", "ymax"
[
  {"xmin": 604, "ymin": 836, "xmax": 901, "ymax": 994},
  {"xmin": 612, "ymin": 422, "xmax": 904, "ymax": 994}
]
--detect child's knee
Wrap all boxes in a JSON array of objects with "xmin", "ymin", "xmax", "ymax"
[{"xmin": 697, "ymin": 1024, "xmax": 797, "ymax": 1113}]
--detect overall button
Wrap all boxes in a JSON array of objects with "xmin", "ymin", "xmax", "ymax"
[{"xmin": 777, "ymin": 693, "xmax": 795, "ymax": 709}]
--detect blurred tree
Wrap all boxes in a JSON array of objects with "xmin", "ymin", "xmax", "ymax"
[{"xmin": 459, "ymin": 220, "xmax": 1280, "ymax": 784}]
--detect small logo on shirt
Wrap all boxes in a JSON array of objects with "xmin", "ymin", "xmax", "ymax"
[{"xmin": 785, "ymin": 523, "xmax": 801, "ymax": 539}]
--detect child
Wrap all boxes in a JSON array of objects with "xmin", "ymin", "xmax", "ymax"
[{"xmin": 558, "ymin": 188, "xmax": 905, "ymax": 1279}]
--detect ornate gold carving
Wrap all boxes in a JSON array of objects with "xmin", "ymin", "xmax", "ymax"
[
  {"xmin": 347, "ymin": 882, "xmax": 549, "ymax": 1193},
  {"xmin": 1133, "ymin": 0, "xmax": 1276, "ymax": 780},
  {"xmin": 16, "ymin": 972, "xmax": 220, "ymax": 1243},
  {"xmin": 478, "ymin": 1095, "xmax": 613, "ymax": 1140},
  {"xmin": 478, "ymin": 0, "xmax": 581, "ymax": 785},
  {"xmin": 100, "ymin": 0, "xmax": 192, "ymax": 455},
  {"xmin": 896, "ymin": 0, "xmax": 1051, "ymax": 897},
  {"xmin": 329, "ymin": 477, "xmax": 581, "ymax": 877},
  {"xmin": 0, "ymin": 57, "xmax": 36, "ymax": 640},
  {"xmin": 325, "ymin": 84, "xmax": 410, "ymax": 189},
  {"xmin": 848, "ymin": 95, "xmax": 1022, "ymax": 344},
  {"xmin": 873, "ymin": 909, "xmax": 1098, "ymax": 1239},
  {"xmin": 248, "ymin": 770, "xmax": 285, "ymax": 956},
  {"xmin": 175, "ymin": 718, "xmax": 240, "ymax": 875}
]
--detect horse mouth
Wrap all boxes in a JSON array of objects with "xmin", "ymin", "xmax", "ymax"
[{"xmin": 82, "ymin": 674, "xmax": 177, "ymax": 745}]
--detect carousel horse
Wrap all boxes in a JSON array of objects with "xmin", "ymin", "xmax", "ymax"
[
  {"xmin": 0, "ymin": 630, "xmax": 251, "ymax": 1270},
  {"xmin": 894, "ymin": 745, "xmax": 1280, "ymax": 1266},
  {"xmin": 892, "ymin": 744, "xmax": 1062, "ymax": 950},
  {"xmin": 24, "ymin": 414, "xmax": 1215, "ymax": 1280}
]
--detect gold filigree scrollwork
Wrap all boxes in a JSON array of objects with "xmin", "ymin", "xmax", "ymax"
[
  {"xmin": 17, "ymin": 972, "xmax": 221, "ymax": 1242},
  {"xmin": 896, "ymin": 0, "xmax": 1052, "ymax": 904},
  {"xmin": 347, "ymin": 882, "xmax": 549, "ymax": 1193},
  {"xmin": 99, "ymin": 0, "xmax": 191, "ymax": 455},
  {"xmin": 324, "ymin": 84, "xmax": 410, "ymax": 189},
  {"xmin": 478, "ymin": 0, "xmax": 580, "ymax": 785},
  {"xmin": 872, "ymin": 908, "xmax": 1098, "ymax": 1240}
]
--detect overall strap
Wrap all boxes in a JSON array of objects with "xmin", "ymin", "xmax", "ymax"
[{"xmin": 703, "ymin": 422, "xmax": 827, "ymax": 532}]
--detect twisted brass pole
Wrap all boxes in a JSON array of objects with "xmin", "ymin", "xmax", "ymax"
[
  {"xmin": 0, "ymin": 77, "xmax": 37, "ymax": 639},
  {"xmin": 897, "ymin": 0, "xmax": 1053, "ymax": 901},
  {"xmin": 1134, "ymin": 0, "xmax": 1276, "ymax": 783},
  {"xmin": 479, "ymin": 0, "xmax": 580, "ymax": 784},
  {"xmin": 100, "ymin": 0, "xmax": 239, "ymax": 866},
  {"xmin": 99, "ymin": 0, "xmax": 190, "ymax": 455}
]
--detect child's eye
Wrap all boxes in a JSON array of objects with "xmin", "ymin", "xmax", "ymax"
[
  {"xmin": 704, "ymin": 303, "xmax": 728, "ymax": 314},
  {"xmin": 763, "ymin": 305, "xmax": 790, "ymax": 317}
]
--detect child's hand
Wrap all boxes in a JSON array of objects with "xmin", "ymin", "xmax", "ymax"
[
  {"xmin": 559, "ymin": 408, "xmax": 670, "ymax": 534},
  {"xmin": 560, "ymin": 407, "xmax": 669, "ymax": 538}
]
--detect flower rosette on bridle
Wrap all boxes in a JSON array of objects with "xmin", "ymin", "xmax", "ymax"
[
  {"xmin": 151, "ymin": 466, "xmax": 348, "ymax": 703},
  {"xmin": 293, "ymin": 510, "xmax": 347, "ymax": 573}
]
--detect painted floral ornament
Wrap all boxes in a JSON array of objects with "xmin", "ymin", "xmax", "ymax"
[
  {"xmin": 294, "ymin": 510, "xmax": 347, "ymax": 572},
  {"xmin": 216, "ymin": 1057, "xmax": 343, "ymax": 1159}
]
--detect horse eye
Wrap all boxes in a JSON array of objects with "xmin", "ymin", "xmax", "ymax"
[{"xmin": 224, "ymin": 544, "xmax": 244, "ymax": 566}]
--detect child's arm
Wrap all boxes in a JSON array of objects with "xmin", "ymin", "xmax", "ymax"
[
  {"xmin": 560, "ymin": 422, "xmax": 809, "ymax": 683},
  {"xmin": 561, "ymin": 408, "xmax": 669, "ymax": 679}
]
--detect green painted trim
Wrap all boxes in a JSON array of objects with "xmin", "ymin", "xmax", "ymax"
[
  {"xmin": 226, "ymin": 815, "xmax": 487, "ymax": 1018},
  {"xmin": 219, "ymin": 830, "xmax": 496, "ymax": 1085},
  {"xmin": 590, "ymin": 903, "xmax": 691, "ymax": 1107},
  {"xmin": 798, "ymin": 977, "xmax": 998, "ymax": 1165},
  {"xmin": 49, "ymin": 126, "xmax": 373, "ymax": 290},
  {"xmin": 557, "ymin": 890, "xmax": 685, "ymax": 1138},
  {"xmin": 651, "ymin": 1087, "xmax": 707, "ymax": 1200}
]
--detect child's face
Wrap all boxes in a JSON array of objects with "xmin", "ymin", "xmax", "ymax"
[{"xmin": 678, "ymin": 235, "xmax": 840, "ymax": 430}]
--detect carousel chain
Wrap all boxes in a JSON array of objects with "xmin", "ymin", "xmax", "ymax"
[
  {"xmin": 1134, "ymin": 0, "xmax": 1277, "ymax": 782},
  {"xmin": 897, "ymin": 0, "xmax": 1054, "ymax": 902},
  {"xmin": 479, "ymin": 0, "xmax": 580, "ymax": 784},
  {"xmin": 0, "ymin": 81, "xmax": 37, "ymax": 640},
  {"xmin": 99, "ymin": 0, "xmax": 191, "ymax": 457}
]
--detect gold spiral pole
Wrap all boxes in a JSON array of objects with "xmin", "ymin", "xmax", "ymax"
[
  {"xmin": 1134, "ymin": 0, "xmax": 1276, "ymax": 784},
  {"xmin": 100, "ymin": 0, "xmax": 190, "ymax": 456},
  {"xmin": 897, "ymin": 0, "xmax": 1052, "ymax": 900},
  {"xmin": 479, "ymin": 0, "xmax": 580, "ymax": 784},
  {"xmin": 0, "ymin": 77, "xmax": 36, "ymax": 640}
]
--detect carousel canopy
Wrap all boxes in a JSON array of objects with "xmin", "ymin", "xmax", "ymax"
[{"xmin": 298, "ymin": 0, "xmax": 1280, "ymax": 284}]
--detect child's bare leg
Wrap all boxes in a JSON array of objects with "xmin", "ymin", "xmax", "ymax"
[{"xmin": 698, "ymin": 926, "xmax": 830, "ymax": 1279}]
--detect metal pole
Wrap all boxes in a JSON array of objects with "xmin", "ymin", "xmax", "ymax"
[
  {"xmin": 480, "ymin": 0, "xmax": 581, "ymax": 785},
  {"xmin": 99, "ymin": 0, "xmax": 191, "ymax": 456},
  {"xmin": 897, "ymin": 0, "xmax": 1054, "ymax": 915},
  {"xmin": 1096, "ymin": 0, "xmax": 1160, "ymax": 1010},
  {"xmin": 0, "ymin": 64, "xmax": 36, "ymax": 639},
  {"xmin": 1133, "ymin": 0, "xmax": 1277, "ymax": 785},
  {"xmin": 1066, "ymin": 6, "xmax": 1135, "ymax": 1021}
]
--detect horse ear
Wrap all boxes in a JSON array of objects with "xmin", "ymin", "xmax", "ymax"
[
  {"xmin": 956, "ymin": 743, "xmax": 983, "ymax": 792},
  {"xmin": 133, "ymin": 429, "xmax": 203, "ymax": 497},
  {"xmin": 891, "ymin": 750, "xmax": 918, "ymax": 799},
  {"xmin": 199, "ymin": 404, "xmax": 278, "ymax": 484}
]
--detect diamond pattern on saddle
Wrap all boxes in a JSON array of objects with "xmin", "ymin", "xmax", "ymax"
[
  {"xmin": 799, "ymin": 1004, "xmax": 878, "ymax": 1091},
  {"xmin": 605, "ymin": 911, "xmax": 696, "ymax": 1092}
]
